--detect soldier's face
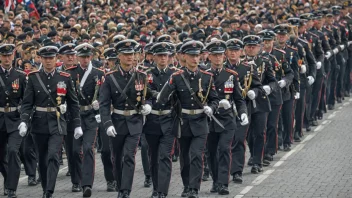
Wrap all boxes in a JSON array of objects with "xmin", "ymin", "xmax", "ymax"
[
  {"xmin": 226, "ymin": 49, "xmax": 242, "ymax": 61},
  {"xmin": 61, "ymin": 54, "xmax": 76, "ymax": 66},
  {"xmin": 118, "ymin": 53, "xmax": 135, "ymax": 67},
  {"xmin": 244, "ymin": 45, "xmax": 260, "ymax": 56},
  {"xmin": 277, "ymin": 34, "xmax": 288, "ymax": 44},
  {"xmin": 42, "ymin": 56, "xmax": 57, "ymax": 71},
  {"xmin": 263, "ymin": 40, "xmax": 274, "ymax": 49},
  {"xmin": 183, "ymin": 54, "xmax": 200, "ymax": 68},
  {"xmin": 154, "ymin": 54, "xmax": 169, "ymax": 68},
  {"xmin": 208, "ymin": 53, "xmax": 225, "ymax": 67},
  {"xmin": 0, "ymin": 54, "xmax": 14, "ymax": 68},
  {"xmin": 77, "ymin": 55, "xmax": 92, "ymax": 68}
]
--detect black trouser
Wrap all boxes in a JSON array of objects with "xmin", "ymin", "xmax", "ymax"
[
  {"xmin": 281, "ymin": 99, "xmax": 295, "ymax": 146},
  {"xmin": 337, "ymin": 54, "xmax": 346, "ymax": 98},
  {"xmin": 328, "ymin": 57, "xmax": 341, "ymax": 105},
  {"xmin": 319, "ymin": 73, "xmax": 328, "ymax": 114},
  {"xmin": 173, "ymin": 139, "xmax": 179, "ymax": 158},
  {"xmin": 64, "ymin": 131, "xmax": 74, "ymax": 178},
  {"xmin": 32, "ymin": 133, "xmax": 63, "ymax": 194},
  {"xmin": 248, "ymin": 112, "xmax": 268, "ymax": 165},
  {"xmin": 140, "ymin": 133, "xmax": 151, "ymax": 178},
  {"xmin": 304, "ymin": 85, "xmax": 313, "ymax": 129},
  {"xmin": 110, "ymin": 133, "xmax": 140, "ymax": 191},
  {"xmin": 265, "ymin": 104, "xmax": 282, "ymax": 156},
  {"xmin": 231, "ymin": 122, "xmax": 249, "ymax": 175},
  {"xmin": 98, "ymin": 123, "xmax": 114, "ymax": 182},
  {"xmin": 295, "ymin": 86, "xmax": 307, "ymax": 136},
  {"xmin": 207, "ymin": 129, "xmax": 234, "ymax": 185},
  {"xmin": 145, "ymin": 133, "xmax": 175, "ymax": 194},
  {"xmin": 0, "ymin": 129, "xmax": 23, "ymax": 191},
  {"xmin": 72, "ymin": 126, "xmax": 97, "ymax": 187},
  {"xmin": 310, "ymin": 74, "xmax": 324, "ymax": 121},
  {"xmin": 21, "ymin": 132, "xmax": 38, "ymax": 178},
  {"xmin": 344, "ymin": 51, "xmax": 352, "ymax": 93},
  {"xmin": 179, "ymin": 134, "xmax": 207, "ymax": 190}
]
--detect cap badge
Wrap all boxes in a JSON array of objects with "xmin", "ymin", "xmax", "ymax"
[
  {"xmin": 125, "ymin": 42, "xmax": 131, "ymax": 46},
  {"xmin": 161, "ymin": 43, "xmax": 166, "ymax": 47},
  {"xmin": 192, "ymin": 42, "xmax": 197, "ymax": 47}
]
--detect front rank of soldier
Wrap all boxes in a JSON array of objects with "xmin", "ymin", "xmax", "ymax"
[
  {"xmin": 157, "ymin": 40, "xmax": 219, "ymax": 198},
  {"xmin": 65, "ymin": 43, "xmax": 104, "ymax": 197},
  {"xmin": 19, "ymin": 45, "xmax": 82, "ymax": 198},
  {"xmin": 204, "ymin": 40, "xmax": 248, "ymax": 195},
  {"xmin": 99, "ymin": 39, "xmax": 153, "ymax": 198},
  {"xmin": 0, "ymin": 44, "xmax": 26, "ymax": 198}
]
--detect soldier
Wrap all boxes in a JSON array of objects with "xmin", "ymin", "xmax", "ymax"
[
  {"xmin": 0, "ymin": 44, "xmax": 27, "ymax": 198},
  {"xmin": 19, "ymin": 45, "xmax": 82, "ymax": 198},
  {"xmin": 224, "ymin": 39, "xmax": 243, "ymax": 70},
  {"xmin": 99, "ymin": 39, "xmax": 152, "ymax": 198},
  {"xmin": 103, "ymin": 48, "xmax": 118, "ymax": 71},
  {"xmin": 300, "ymin": 13, "xmax": 324, "ymax": 131},
  {"xmin": 57, "ymin": 43, "xmax": 77, "ymax": 177},
  {"xmin": 295, "ymin": 20, "xmax": 317, "ymax": 141},
  {"xmin": 258, "ymin": 30, "xmax": 294, "ymax": 161},
  {"xmin": 204, "ymin": 40, "xmax": 248, "ymax": 195},
  {"xmin": 242, "ymin": 35, "xmax": 277, "ymax": 169},
  {"xmin": 142, "ymin": 42, "xmax": 178, "ymax": 198},
  {"xmin": 157, "ymin": 40, "xmax": 220, "ymax": 198},
  {"xmin": 341, "ymin": 1, "xmax": 352, "ymax": 97},
  {"xmin": 310, "ymin": 13, "xmax": 331, "ymax": 125},
  {"xmin": 274, "ymin": 25, "xmax": 300, "ymax": 151},
  {"xmin": 65, "ymin": 43, "xmax": 104, "ymax": 196}
]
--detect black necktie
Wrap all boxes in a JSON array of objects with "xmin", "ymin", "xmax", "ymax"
[{"xmin": 4, "ymin": 70, "xmax": 8, "ymax": 77}]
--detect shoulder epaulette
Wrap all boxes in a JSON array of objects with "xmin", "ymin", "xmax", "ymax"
[
  {"xmin": 169, "ymin": 66, "xmax": 180, "ymax": 71},
  {"xmin": 28, "ymin": 70, "xmax": 39, "ymax": 75},
  {"xmin": 15, "ymin": 69, "xmax": 26, "ymax": 75},
  {"xmin": 200, "ymin": 69, "xmax": 213, "ymax": 76},
  {"xmin": 59, "ymin": 71, "xmax": 71, "ymax": 77},
  {"xmin": 65, "ymin": 65, "xmax": 77, "ymax": 70},
  {"xmin": 172, "ymin": 70, "xmax": 184, "ymax": 76},
  {"xmin": 309, "ymin": 32, "xmax": 319, "ymax": 38},
  {"xmin": 93, "ymin": 67, "xmax": 105, "ymax": 73},
  {"xmin": 274, "ymin": 48, "xmax": 286, "ymax": 54},
  {"xmin": 339, "ymin": 22, "xmax": 346, "ymax": 27},
  {"xmin": 225, "ymin": 68, "xmax": 238, "ymax": 76},
  {"xmin": 105, "ymin": 70, "xmax": 117, "ymax": 76},
  {"xmin": 262, "ymin": 56, "xmax": 269, "ymax": 60},
  {"xmin": 287, "ymin": 46, "xmax": 298, "ymax": 51}
]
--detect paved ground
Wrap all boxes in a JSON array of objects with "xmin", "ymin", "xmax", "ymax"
[{"xmin": 1, "ymin": 98, "xmax": 352, "ymax": 198}]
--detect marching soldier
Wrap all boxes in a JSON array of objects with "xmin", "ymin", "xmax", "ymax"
[
  {"xmin": 157, "ymin": 40, "xmax": 220, "ymax": 198},
  {"xmin": 57, "ymin": 43, "xmax": 77, "ymax": 178},
  {"xmin": 300, "ymin": 13, "xmax": 324, "ymax": 131},
  {"xmin": 295, "ymin": 19, "xmax": 317, "ymax": 141},
  {"xmin": 274, "ymin": 25, "xmax": 300, "ymax": 151},
  {"xmin": 65, "ymin": 43, "xmax": 104, "ymax": 196},
  {"xmin": 19, "ymin": 45, "xmax": 82, "ymax": 198},
  {"xmin": 99, "ymin": 39, "xmax": 153, "ymax": 198},
  {"xmin": 103, "ymin": 48, "xmax": 118, "ymax": 72},
  {"xmin": 341, "ymin": 1, "xmax": 352, "ymax": 97},
  {"xmin": 259, "ymin": 30, "xmax": 294, "ymax": 161},
  {"xmin": 143, "ymin": 42, "xmax": 178, "ymax": 198},
  {"xmin": 205, "ymin": 40, "xmax": 248, "ymax": 195},
  {"xmin": 243, "ymin": 35, "xmax": 277, "ymax": 169},
  {"xmin": 0, "ymin": 44, "xmax": 27, "ymax": 198}
]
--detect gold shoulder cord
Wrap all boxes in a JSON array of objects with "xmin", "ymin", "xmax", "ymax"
[
  {"xmin": 202, "ymin": 76, "xmax": 213, "ymax": 105},
  {"xmin": 242, "ymin": 64, "xmax": 253, "ymax": 98},
  {"xmin": 198, "ymin": 78, "xmax": 205, "ymax": 102}
]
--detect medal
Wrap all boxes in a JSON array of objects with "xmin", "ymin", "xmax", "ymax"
[
  {"xmin": 136, "ymin": 96, "xmax": 141, "ymax": 101},
  {"xmin": 57, "ymin": 81, "xmax": 67, "ymax": 96},
  {"xmin": 148, "ymin": 74, "xmax": 153, "ymax": 84},
  {"xmin": 12, "ymin": 79, "xmax": 19, "ymax": 93}
]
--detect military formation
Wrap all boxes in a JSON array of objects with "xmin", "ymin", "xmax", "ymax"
[{"xmin": 1, "ymin": 1, "xmax": 352, "ymax": 198}]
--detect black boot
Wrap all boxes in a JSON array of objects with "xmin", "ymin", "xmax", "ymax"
[
  {"xmin": 294, "ymin": 132, "xmax": 301, "ymax": 142},
  {"xmin": 217, "ymin": 184, "xmax": 229, "ymax": 195},
  {"xmin": 188, "ymin": 189, "xmax": 198, "ymax": 198},
  {"xmin": 72, "ymin": 184, "xmax": 82, "ymax": 192},
  {"xmin": 83, "ymin": 186, "xmax": 92, "ymax": 197},
  {"xmin": 7, "ymin": 190, "xmax": 17, "ymax": 198},
  {"xmin": 181, "ymin": 187, "xmax": 190, "ymax": 197},
  {"xmin": 144, "ymin": 176, "xmax": 152, "ymax": 187},
  {"xmin": 232, "ymin": 172, "xmax": 243, "ymax": 184},
  {"xmin": 251, "ymin": 164, "xmax": 263, "ymax": 174},
  {"xmin": 247, "ymin": 157, "xmax": 253, "ymax": 166},
  {"xmin": 210, "ymin": 183, "xmax": 218, "ymax": 193},
  {"xmin": 107, "ymin": 181, "xmax": 116, "ymax": 192},
  {"xmin": 28, "ymin": 176, "xmax": 37, "ymax": 186}
]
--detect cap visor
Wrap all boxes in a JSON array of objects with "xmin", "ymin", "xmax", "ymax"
[
  {"xmin": 77, "ymin": 52, "xmax": 93, "ymax": 57},
  {"xmin": 184, "ymin": 50, "xmax": 201, "ymax": 55}
]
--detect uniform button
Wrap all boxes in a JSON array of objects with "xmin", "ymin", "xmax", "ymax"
[
  {"xmin": 47, "ymin": 85, "xmax": 50, "ymax": 87},
  {"xmin": 48, "ymin": 77, "xmax": 50, "ymax": 80},
  {"xmin": 191, "ymin": 104, "xmax": 194, "ymax": 106},
  {"xmin": 88, "ymin": 96, "xmax": 90, "ymax": 98},
  {"xmin": 191, "ymin": 77, "xmax": 194, "ymax": 80},
  {"xmin": 6, "ymin": 97, "xmax": 8, "ymax": 100},
  {"xmin": 125, "ymin": 104, "xmax": 128, "ymax": 106},
  {"xmin": 116, "ymin": 91, "xmax": 118, "ymax": 93},
  {"xmin": 162, "ymin": 104, "xmax": 165, "ymax": 106},
  {"xmin": 160, "ymin": 84, "xmax": 162, "ymax": 86},
  {"xmin": 48, "ymin": 89, "xmax": 51, "ymax": 92},
  {"xmin": 219, "ymin": 89, "xmax": 221, "ymax": 91},
  {"xmin": 191, "ymin": 97, "xmax": 193, "ymax": 100},
  {"xmin": 38, "ymin": 91, "xmax": 40, "ymax": 93}
]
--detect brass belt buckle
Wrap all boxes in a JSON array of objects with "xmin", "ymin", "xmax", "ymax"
[
  {"xmin": 190, "ymin": 109, "xmax": 195, "ymax": 115},
  {"xmin": 123, "ymin": 111, "xmax": 130, "ymax": 116},
  {"xmin": 47, "ymin": 107, "xmax": 52, "ymax": 112},
  {"xmin": 4, "ymin": 107, "xmax": 10, "ymax": 113},
  {"xmin": 158, "ymin": 110, "xmax": 162, "ymax": 115}
]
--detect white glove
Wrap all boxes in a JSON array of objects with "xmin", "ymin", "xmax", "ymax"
[
  {"xmin": 92, "ymin": 100, "xmax": 99, "ymax": 110},
  {"xmin": 325, "ymin": 51, "xmax": 332, "ymax": 59},
  {"xmin": 219, "ymin": 99, "xmax": 231, "ymax": 110},
  {"xmin": 74, "ymin": 127, "xmax": 83, "ymax": 139},
  {"xmin": 300, "ymin": 64, "xmax": 306, "ymax": 74},
  {"xmin": 95, "ymin": 114, "xmax": 101, "ymax": 123},
  {"xmin": 278, "ymin": 80, "xmax": 287, "ymax": 88},
  {"xmin": 203, "ymin": 106, "xmax": 213, "ymax": 117},
  {"xmin": 349, "ymin": 41, "xmax": 352, "ymax": 46},
  {"xmin": 240, "ymin": 113, "xmax": 249, "ymax": 126},
  {"xmin": 294, "ymin": 92, "xmax": 300, "ymax": 99},
  {"xmin": 316, "ymin": 62, "xmax": 322, "ymax": 70},
  {"xmin": 333, "ymin": 48, "xmax": 339, "ymax": 54},
  {"xmin": 263, "ymin": 85, "xmax": 271, "ymax": 95},
  {"xmin": 59, "ymin": 103, "xmax": 67, "ymax": 114},
  {"xmin": 106, "ymin": 126, "xmax": 117, "ymax": 137},
  {"xmin": 247, "ymin": 90, "xmax": 256, "ymax": 100},
  {"xmin": 18, "ymin": 122, "xmax": 27, "ymax": 137},
  {"xmin": 340, "ymin": 45, "xmax": 345, "ymax": 50},
  {"xmin": 141, "ymin": 104, "xmax": 152, "ymax": 116},
  {"xmin": 307, "ymin": 76, "xmax": 315, "ymax": 85}
]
